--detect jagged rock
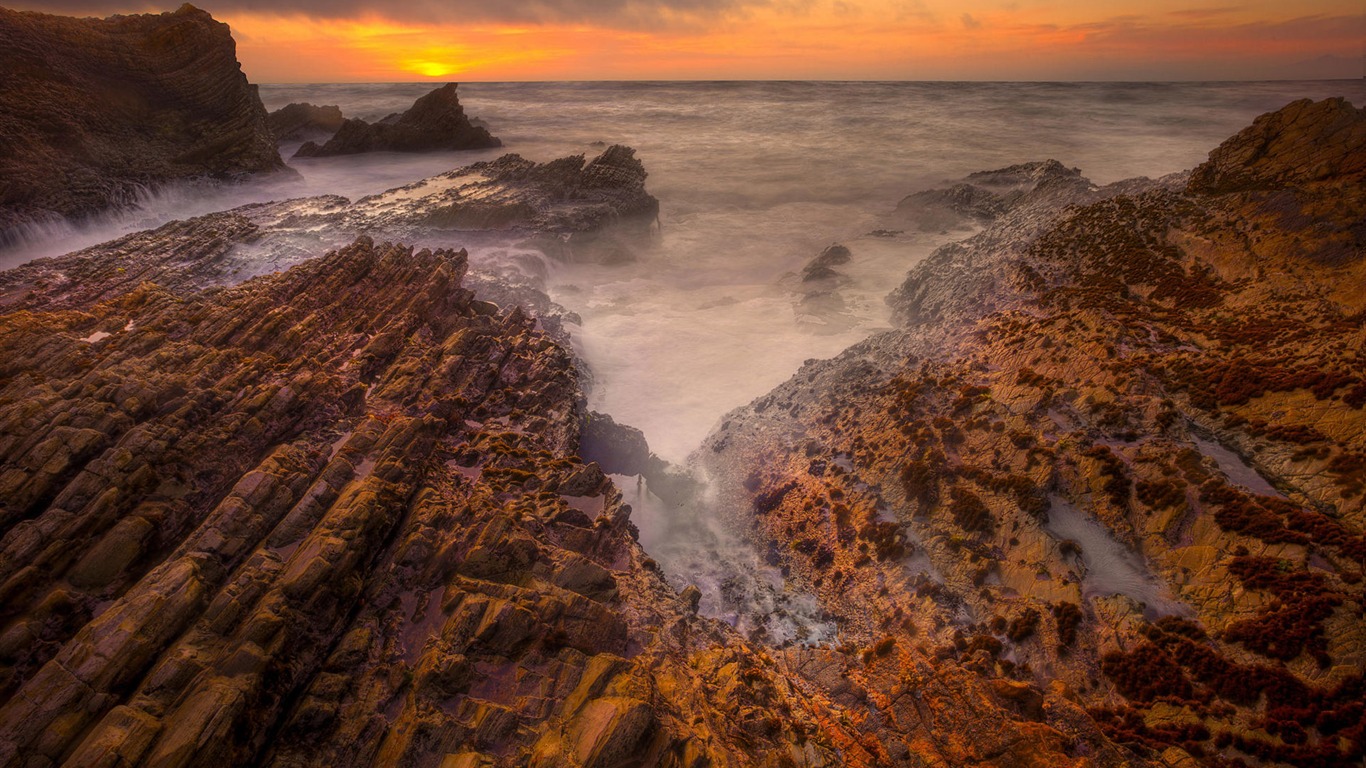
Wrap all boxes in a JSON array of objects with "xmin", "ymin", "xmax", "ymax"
[
  {"xmin": 700, "ymin": 98, "xmax": 1366, "ymax": 768},
  {"xmin": 894, "ymin": 161, "xmax": 1087, "ymax": 233},
  {"xmin": 965, "ymin": 159, "xmax": 1085, "ymax": 189},
  {"xmin": 885, "ymin": 157, "xmax": 1132, "ymax": 328},
  {"xmin": 0, "ymin": 233, "xmax": 852, "ymax": 768},
  {"xmin": 0, "ymin": 4, "xmax": 285, "ymax": 242},
  {"xmin": 2, "ymin": 81, "xmax": 1361, "ymax": 768},
  {"xmin": 345, "ymin": 146, "xmax": 659, "ymax": 262},
  {"xmin": 1188, "ymin": 97, "xmax": 1366, "ymax": 194},
  {"xmin": 294, "ymin": 83, "xmax": 499, "ymax": 158},
  {"xmin": 267, "ymin": 102, "xmax": 345, "ymax": 144},
  {"xmin": 0, "ymin": 144, "xmax": 661, "ymax": 308},
  {"xmin": 898, "ymin": 182, "xmax": 1005, "ymax": 228}
]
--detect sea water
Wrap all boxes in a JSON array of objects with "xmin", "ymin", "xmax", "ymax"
[
  {"xmin": 268, "ymin": 80, "xmax": 1359, "ymax": 463},
  {"xmin": 5, "ymin": 81, "xmax": 1356, "ymax": 463}
]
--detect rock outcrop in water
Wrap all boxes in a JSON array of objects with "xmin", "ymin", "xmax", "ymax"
[
  {"xmin": 293, "ymin": 84, "xmax": 500, "ymax": 158},
  {"xmin": 703, "ymin": 98, "xmax": 1366, "ymax": 767},
  {"xmin": 0, "ymin": 4, "xmax": 284, "ymax": 243},
  {"xmin": 344, "ymin": 145, "xmax": 659, "ymax": 263},
  {"xmin": 0, "ymin": 144, "xmax": 660, "ymax": 276},
  {"xmin": 267, "ymin": 102, "xmax": 346, "ymax": 144}
]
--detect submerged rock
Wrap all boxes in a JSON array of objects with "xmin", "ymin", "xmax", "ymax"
[
  {"xmin": 801, "ymin": 243, "xmax": 852, "ymax": 282},
  {"xmin": 0, "ymin": 4, "xmax": 285, "ymax": 242},
  {"xmin": 267, "ymin": 102, "xmax": 346, "ymax": 144},
  {"xmin": 294, "ymin": 83, "xmax": 500, "ymax": 158}
]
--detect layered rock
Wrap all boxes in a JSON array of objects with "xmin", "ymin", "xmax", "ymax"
[
  {"xmin": 267, "ymin": 102, "xmax": 346, "ymax": 144},
  {"xmin": 0, "ymin": 235, "xmax": 863, "ymax": 768},
  {"xmin": 2, "ymin": 83, "xmax": 1361, "ymax": 768},
  {"xmin": 701, "ymin": 98, "xmax": 1366, "ymax": 767},
  {"xmin": 0, "ymin": 4, "xmax": 284, "ymax": 243},
  {"xmin": 294, "ymin": 84, "xmax": 500, "ymax": 158}
]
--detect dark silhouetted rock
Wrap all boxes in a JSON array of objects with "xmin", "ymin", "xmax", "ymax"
[
  {"xmin": 1188, "ymin": 97, "xmax": 1366, "ymax": 194},
  {"xmin": 266, "ymin": 102, "xmax": 345, "ymax": 144},
  {"xmin": 294, "ymin": 83, "xmax": 500, "ymax": 158},
  {"xmin": 0, "ymin": 4, "xmax": 285, "ymax": 242},
  {"xmin": 582, "ymin": 411, "xmax": 652, "ymax": 477}
]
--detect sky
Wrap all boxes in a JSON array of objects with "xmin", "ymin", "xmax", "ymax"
[{"xmin": 13, "ymin": 1, "xmax": 1366, "ymax": 82}]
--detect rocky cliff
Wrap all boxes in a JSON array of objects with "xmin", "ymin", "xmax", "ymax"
[
  {"xmin": 701, "ymin": 98, "xmax": 1365, "ymax": 767},
  {"xmin": 0, "ymin": 4, "xmax": 284, "ymax": 243}
]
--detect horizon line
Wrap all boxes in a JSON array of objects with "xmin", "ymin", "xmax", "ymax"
[{"xmin": 254, "ymin": 77, "xmax": 1365, "ymax": 85}]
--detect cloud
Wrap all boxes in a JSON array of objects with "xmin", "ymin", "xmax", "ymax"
[
  {"xmin": 988, "ymin": 12, "xmax": 1366, "ymax": 80},
  {"xmin": 9, "ymin": 0, "xmax": 772, "ymax": 28},
  {"xmin": 961, "ymin": 12, "xmax": 980, "ymax": 29},
  {"xmin": 891, "ymin": 0, "xmax": 937, "ymax": 24},
  {"xmin": 1167, "ymin": 7, "xmax": 1242, "ymax": 20}
]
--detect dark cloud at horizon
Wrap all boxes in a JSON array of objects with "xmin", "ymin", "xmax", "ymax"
[{"xmin": 6, "ymin": 0, "xmax": 768, "ymax": 26}]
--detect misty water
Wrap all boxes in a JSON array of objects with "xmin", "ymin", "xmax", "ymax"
[
  {"xmin": 8, "ymin": 81, "xmax": 1357, "ymax": 465},
  {"xmin": 5, "ymin": 80, "xmax": 1357, "ymax": 641}
]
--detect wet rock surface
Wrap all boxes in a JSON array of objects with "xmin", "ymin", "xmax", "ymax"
[
  {"xmin": 293, "ymin": 84, "xmax": 500, "ymax": 158},
  {"xmin": 341, "ymin": 145, "xmax": 659, "ymax": 262},
  {"xmin": 0, "ymin": 4, "xmax": 285, "ymax": 243},
  {"xmin": 702, "ymin": 98, "xmax": 1366, "ymax": 767}
]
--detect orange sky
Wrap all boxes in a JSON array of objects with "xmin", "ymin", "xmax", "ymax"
[{"xmin": 17, "ymin": 1, "xmax": 1366, "ymax": 81}]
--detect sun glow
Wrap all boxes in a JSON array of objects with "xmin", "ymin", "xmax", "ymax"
[
  {"xmin": 408, "ymin": 61, "xmax": 457, "ymax": 77},
  {"xmin": 218, "ymin": 1, "xmax": 1365, "ymax": 82}
]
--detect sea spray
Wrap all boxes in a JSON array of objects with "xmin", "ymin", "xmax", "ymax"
[{"xmin": 613, "ymin": 472, "xmax": 837, "ymax": 646}]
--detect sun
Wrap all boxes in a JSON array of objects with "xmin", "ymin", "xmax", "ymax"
[{"xmin": 407, "ymin": 60, "xmax": 456, "ymax": 77}]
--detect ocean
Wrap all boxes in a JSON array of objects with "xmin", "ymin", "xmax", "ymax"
[{"xmin": 6, "ymin": 80, "xmax": 1360, "ymax": 465}]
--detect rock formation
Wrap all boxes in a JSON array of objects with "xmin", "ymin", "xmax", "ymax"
[
  {"xmin": 1186, "ymin": 97, "xmax": 1366, "ymax": 194},
  {"xmin": 0, "ymin": 88, "xmax": 1361, "ymax": 768},
  {"xmin": 344, "ymin": 145, "xmax": 659, "ymax": 262},
  {"xmin": 702, "ymin": 98, "xmax": 1365, "ymax": 767},
  {"xmin": 0, "ymin": 4, "xmax": 284, "ymax": 244},
  {"xmin": 0, "ymin": 232, "xmax": 854, "ymax": 768},
  {"xmin": 294, "ymin": 84, "xmax": 500, "ymax": 158},
  {"xmin": 787, "ymin": 243, "xmax": 858, "ymax": 331},
  {"xmin": 0, "ymin": 144, "xmax": 660, "ymax": 277},
  {"xmin": 267, "ymin": 102, "xmax": 346, "ymax": 144}
]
